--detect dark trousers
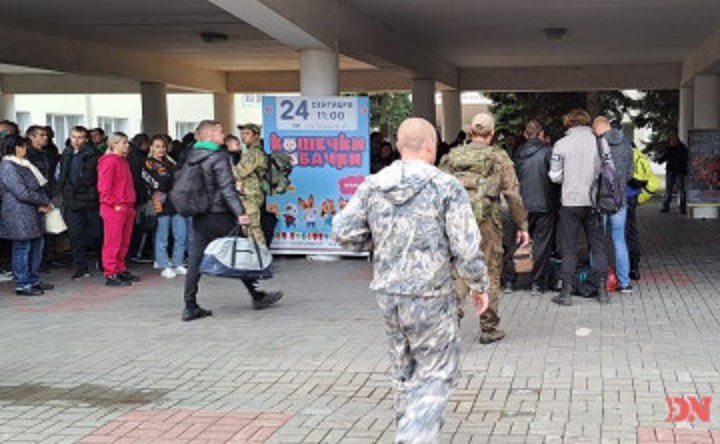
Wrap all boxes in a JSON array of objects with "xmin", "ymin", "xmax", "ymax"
[
  {"xmin": 64, "ymin": 207, "xmax": 102, "ymax": 273},
  {"xmin": 559, "ymin": 206, "xmax": 607, "ymax": 284},
  {"xmin": 183, "ymin": 213, "xmax": 258, "ymax": 310},
  {"xmin": 625, "ymin": 195, "xmax": 641, "ymax": 261},
  {"xmin": 528, "ymin": 211, "xmax": 557, "ymax": 287},
  {"xmin": 663, "ymin": 172, "xmax": 686, "ymax": 212}
]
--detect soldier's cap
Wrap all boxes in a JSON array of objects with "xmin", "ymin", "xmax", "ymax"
[
  {"xmin": 237, "ymin": 123, "xmax": 261, "ymax": 134},
  {"xmin": 470, "ymin": 112, "xmax": 495, "ymax": 134}
]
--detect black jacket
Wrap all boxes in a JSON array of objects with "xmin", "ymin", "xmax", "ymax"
[
  {"xmin": 57, "ymin": 144, "xmax": 101, "ymax": 211},
  {"xmin": 128, "ymin": 146, "xmax": 150, "ymax": 205},
  {"xmin": 659, "ymin": 143, "xmax": 689, "ymax": 175},
  {"xmin": 26, "ymin": 146, "xmax": 56, "ymax": 198},
  {"xmin": 185, "ymin": 148, "xmax": 245, "ymax": 216},
  {"xmin": 514, "ymin": 139, "xmax": 558, "ymax": 213}
]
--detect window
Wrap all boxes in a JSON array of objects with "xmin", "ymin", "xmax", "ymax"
[
  {"xmin": 97, "ymin": 116, "xmax": 129, "ymax": 134},
  {"xmin": 176, "ymin": 121, "xmax": 198, "ymax": 140},
  {"xmin": 46, "ymin": 114, "xmax": 84, "ymax": 146},
  {"xmin": 241, "ymin": 94, "xmax": 263, "ymax": 106},
  {"xmin": 15, "ymin": 112, "xmax": 32, "ymax": 134}
]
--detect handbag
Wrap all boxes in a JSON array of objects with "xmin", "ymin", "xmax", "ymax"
[
  {"xmin": 200, "ymin": 226, "xmax": 273, "ymax": 279},
  {"xmin": 45, "ymin": 207, "xmax": 67, "ymax": 234},
  {"xmin": 512, "ymin": 241, "xmax": 533, "ymax": 274}
]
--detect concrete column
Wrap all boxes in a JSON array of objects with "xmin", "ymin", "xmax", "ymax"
[
  {"xmin": 0, "ymin": 92, "xmax": 16, "ymax": 121},
  {"xmin": 441, "ymin": 90, "xmax": 461, "ymax": 143},
  {"xmin": 693, "ymin": 75, "xmax": 720, "ymax": 129},
  {"xmin": 679, "ymin": 86, "xmax": 694, "ymax": 143},
  {"xmin": 300, "ymin": 49, "xmax": 338, "ymax": 96},
  {"xmin": 213, "ymin": 92, "xmax": 235, "ymax": 134},
  {"xmin": 412, "ymin": 79, "xmax": 436, "ymax": 125},
  {"xmin": 140, "ymin": 81, "xmax": 168, "ymax": 135}
]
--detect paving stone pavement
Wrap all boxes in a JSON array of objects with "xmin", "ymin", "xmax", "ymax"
[{"xmin": 1, "ymin": 200, "xmax": 720, "ymax": 443}]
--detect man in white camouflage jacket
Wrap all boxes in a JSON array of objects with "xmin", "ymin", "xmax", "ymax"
[{"xmin": 332, "ymin": 117, "xmax": 489, "ymax": 444}]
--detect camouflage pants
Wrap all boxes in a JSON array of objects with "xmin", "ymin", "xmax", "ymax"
[
  {"xmin": 242, "ymin": 197, "xmax": 265, "ymax": 245},
  {"xmin": 457, "ymin": 219, "xmax": 503, "ymax": 332},
  {"xmin": 376, "ymin": 293, "xmax": 460, "ymax": 444}
]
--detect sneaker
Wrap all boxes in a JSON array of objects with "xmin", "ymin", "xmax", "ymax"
[
  {"xmin": 160, "ymin": 268, "xmax": 176, "ymax": 279},
  {"xmin": 71, "ymin": 269, "xmax": 91, "ymax": 280},
  {"xmin": 106, "ymin": 275, "xmax": 131, "ymax": 287},
  {"xmin": 530, "ymin": 283, "xmax": 544, "ymax": 295},
  {"xmin": 182, "ymin": 306, "xmax": 213, "ymax": 322},
  {"xmin": 252, "ymin": 291, "xmax": 284, "ymax": 310},
  {"xmin": 479, "ymin": 329, "xmax": 506, "ymax": 344},
  {"xmin": 118, "ymin": 271, "xmax": 141, "ymax": 282},
  {"xmin": 16, "ymin": 287, "xmax": 43, "ymax": 296},
  {"xmin": 618, "ymin": 285, "xmax": 633, "ymax": 294},
  {"xmin": 502, "ymin": 282, "xmax": 513, "ymax": 294},
  {"xmin": 660, "ymin": 207, "xmax": 669, "ymax": 213},
  {"xmin": 173, "ymin": 266, "xmax": 187, "ymax": 275},
  {"xmin": 32, "ymin": 282, "xmax": 55, "ymax": 291}
]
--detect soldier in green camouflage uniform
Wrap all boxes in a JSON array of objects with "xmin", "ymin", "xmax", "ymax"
[
  {"xmin": 440, "ymin": 112, "xmax": 530, "ymax": 345},
  {"xmin": 332, "ymin": 118, "xmax": 489, "ymax": 444},
  {"xmin": 234, "ymin": 123, "xmax": 268, "ymax": 245}
]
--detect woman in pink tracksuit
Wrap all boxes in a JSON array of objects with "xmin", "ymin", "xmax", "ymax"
[{"xmin": 97, "ymin": 132, "xmax": 139, "ymax": 287}]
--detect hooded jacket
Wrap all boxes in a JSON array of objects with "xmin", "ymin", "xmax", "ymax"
[
  {"xmin": 185, "ymin": 146, "xmax": 245, "ymax": 217},
  {"xmin": 514, "ymin": 138, "xmax": 557, "ymax": 213},
  {"xmin": 332, "ymin": 160, "xmax": 488, "ymax": 297},
  {"xmin": 602, "ymin": 128, "xmax": 634, "ymax": 199}
]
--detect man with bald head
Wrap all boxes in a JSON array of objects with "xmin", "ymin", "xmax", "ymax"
[{"xmin": 333, "ymin": 117, "xmax": 489, "ymax": 443}]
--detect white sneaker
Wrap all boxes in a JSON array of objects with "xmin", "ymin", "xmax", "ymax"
[
  {"xmin": 174, "ymin": 266, "xmax": 188, "ymax": 275},
  {"xmin": 160, "ymin": 267, "xmax": 177, "ymax": 279}
]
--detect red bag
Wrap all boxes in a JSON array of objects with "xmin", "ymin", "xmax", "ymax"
[{"xmin": 606, "ymin": 267, "xmax": 619, "ymax": 292}]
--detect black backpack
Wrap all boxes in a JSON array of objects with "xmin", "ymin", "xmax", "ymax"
[
  {"xmin": 594, "ymin": 137, "xmax": 623, "ymax": 214},
  {"xmin": 169, "ymin": 156, "xmax": 211, "ymax": 216}
]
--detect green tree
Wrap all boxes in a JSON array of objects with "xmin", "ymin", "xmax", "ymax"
[
  {"xmin": 367, "ymin": 93, "xmax": 412, "ymax": 142},
  {"xmin": 630, "ymin": 90, "xmax": 679, "ymax": 159}
]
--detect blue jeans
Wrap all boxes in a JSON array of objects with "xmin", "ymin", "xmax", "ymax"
[
  {"xmin": 603, "ymin": 205, "xmax": 630, "ymax": 288},
  {"xmin": 663, "ymin": 172, "xmax": 686, "ymax": 212},
  {"xmin": 12, "ymin": 237, "xmax": 44, "ymax": 290},
  {"xmin": 154, "ymin": 214, "xmax": 188, "ymax": 268}
]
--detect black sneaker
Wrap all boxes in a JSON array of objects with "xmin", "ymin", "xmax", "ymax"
[
  {"xmin": 32, "ymin": 282, "xmax": 55, "ymax": 291},
  {"xmin": 182, "ymin": 306, "xmax": 213, "ymax": 322},
  {"xmin": 502, "ymin": 283, "xmax": 513, "ymax": 294},
  {"xmin": 16, "ymin": 287, "xmax": 44, "ymax": 296},
  {"xmin": 117, "ymin": 271, "xmax": 141, "ymax": 282},
  {"xmin": 252, "ymin": 291, "xmax": 284, "ymax": 310},
  {"xmin": 71, "ymin": 269, "xmax": 91, "ymax": 280},
  {"xmin": 105, "ymin": 275, "xmax": 131, "ymax": 287},
  {"xmin": 618, "ymin": 285, "xmax": 633, "ymax": 294}
]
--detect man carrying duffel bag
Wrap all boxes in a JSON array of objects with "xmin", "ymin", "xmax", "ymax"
[{"xmin": 172, "ymin": 120, "xmax": 283, "ymax": 322}]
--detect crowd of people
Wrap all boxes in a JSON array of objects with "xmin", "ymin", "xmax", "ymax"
[
  {"xmin": 333, "ymin": 111, "xmax": 688, "ymax": 443},
  {"xmin": 0, "ymin": 119, "xmax": 282, "ymax": 319}
]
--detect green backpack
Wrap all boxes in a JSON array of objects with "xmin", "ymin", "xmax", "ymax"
[
  {"xmin": 446, "ymin": 146, "xmax": 502, "ymax": 221},
  {"xmin": 260, "ymin": 151, "xmax": 294, "ymax": 195}
]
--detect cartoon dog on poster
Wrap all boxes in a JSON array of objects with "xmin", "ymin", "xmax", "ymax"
[{"xmin": 283, "ymin": 202, "xmax": 297, "ymax": 228}]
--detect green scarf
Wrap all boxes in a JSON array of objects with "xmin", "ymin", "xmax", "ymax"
[{"xmin": 194, "ymin": 141, "xmax": 220, "ymax": 151}]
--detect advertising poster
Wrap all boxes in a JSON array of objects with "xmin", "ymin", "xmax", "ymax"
[
  {"xmin": 687, "ymin": 129, "xmax": 720, "ymax": 205},
  {"xmin": 262, "ymin": 96, "xmax": 370, "ymax": 254}
]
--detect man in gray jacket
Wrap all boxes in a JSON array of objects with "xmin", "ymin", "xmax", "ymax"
[
  {"xmin": 549, "ymin": 109, "xmax": 609, "ymax": 305},
  {"xmin": 332, "ymin": 117, "xmax": 489, "ymax": 443}
]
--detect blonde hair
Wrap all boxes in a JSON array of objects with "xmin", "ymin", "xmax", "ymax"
[
  {"xmin": 148, "ymin": 135, "xmax": 176, "ymax": 165},
  {"xmin": 107, "ymin": 132, "xmax": 128, "ymax": 153}
]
